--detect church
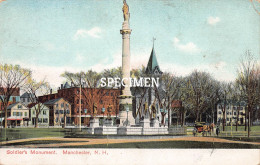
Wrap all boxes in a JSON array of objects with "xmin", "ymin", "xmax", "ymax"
[{"xmin": 131, "ymin": 44, "xmax": 168, "ymax": 126}]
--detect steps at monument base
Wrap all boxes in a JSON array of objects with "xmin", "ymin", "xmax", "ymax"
[
  {"xmin": 142, "ymin": 127, "xmax": 168, "ymax": 135},
  {"xmin": 94, "ymin": 126, "xmax": 118, "ymax": 135}
]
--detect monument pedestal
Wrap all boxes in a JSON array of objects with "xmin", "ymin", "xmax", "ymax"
[
  {"xmin": 140, "ymin": 118, "xmax": 150, "ymax": 128},
  {"xmin": 118, "ymin": 96, "xmax": 135, "ymax": 126},
  {"xmin": 104, "ymin": 119, "xmax": 113, "ymax": 127},
  {"xmin": 150, "ymin": 118, "xmax": 160, "ymax": 127},
  {"xmin": 87, "ymin": 118, "xmax": 99, "ymax": 134},
  {"xmin": 90, "ymin": 118, "xmax": 99, "ymax": 127}
]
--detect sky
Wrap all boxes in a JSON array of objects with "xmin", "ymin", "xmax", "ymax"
[{"xmin": 0, "ymin": 0, "xmax": 259, "ymax": 88}]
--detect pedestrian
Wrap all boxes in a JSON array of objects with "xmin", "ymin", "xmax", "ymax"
[
  {"xmin": 216, "ymin": 126, "xmax": 220, "ymax": 137},
  {"xmin": 193, "ymin": 127, "xmax": 197, "ymax": 137}
]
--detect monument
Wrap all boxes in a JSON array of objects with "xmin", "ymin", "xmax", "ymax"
[{"xmin": 118, "ymin": 0, "xmax": 135, "ymax": 126}]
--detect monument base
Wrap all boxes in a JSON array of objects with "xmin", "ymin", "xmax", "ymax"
[
  {"xmin": 89, "ymin": 118, "xmax": 99, "ymax": 128},
  {"xmin": 150, "ymin": 118, "xmax": 160, "ymax": 128},
  {"xmin": 118, "ymin": 95, "xmax": 135, "ymax": 126},
  {"xmin": 140, "ymin": 118, "xmax": 150, "ymax": 128}
]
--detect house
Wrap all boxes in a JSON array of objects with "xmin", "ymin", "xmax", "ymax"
[
  {"xmin": 217, "ymin": 101, "xmax": 246, "ymax": 126},
  {"xmin": 0, "ymin": 87, "xmax": 20, "ymax": 124},
  {"xmin": 44, "ymin": 98, "xmax": 71, "ymax": 126},
  {"xmin": 6, "ymin": 102, "xmax": 29, "ymax": 127},
  {"xmin": 20, "ymin": 92, "xmax": 36, "ymax": 106},
  {"xmin": 38, "ymin": 83, "xmax": 120, "ymax": 126},
  {"xmin": 27, "ymin": 103, "xmax": 49, "ymax": 127}
]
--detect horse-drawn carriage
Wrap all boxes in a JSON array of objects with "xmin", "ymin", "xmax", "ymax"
[{"xmin": 193, "ymin": 122, "xmax": 214, "ymax": 136}]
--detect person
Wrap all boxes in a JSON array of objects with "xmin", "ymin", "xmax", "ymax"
[
  {"xmin": 216, "ymin": 126, "xmax": 220, "ymax": 137},
  {"xmin": 193, "ymin": 127, "xmax": 197, "ymax": 137}
]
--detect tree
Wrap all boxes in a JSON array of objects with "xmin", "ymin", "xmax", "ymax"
[
  {"xmin": 216, "ymin": 82, "xmax": 233, "ymax": 131},
  {"xmin": 186, "ymin": 70, "xmax": 216, "ymax": 122},
  {"xmin": 236, "ymin": 50, "xmax": 259, "ymax": 137},
  {"xmin": 0, "ymin": 64, "xmax": 31, "ymax": 128},
  {"xmin": 25, "ymin": 78, "xmax": 50, "ymax": 128}
]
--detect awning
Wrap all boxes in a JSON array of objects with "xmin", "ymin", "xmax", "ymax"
[{"xmin": 7, "ymin": 117, "xmax": 23, "ymax": 121}]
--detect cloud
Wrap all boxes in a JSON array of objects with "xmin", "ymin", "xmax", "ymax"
[
  {"xmin": 173, "ymin": 37, "xmax": 200, "ymax": 54},
  {"xmin": 73, "ymin": 27, "xmax": 102, "ymax": 40},
  {"xmin": 207, "ymin": 17, "xmax": 220, "ymax": 25},
  {"xmin": 161, "ymin": 60, "xmax": 234, "ymax": 82}
]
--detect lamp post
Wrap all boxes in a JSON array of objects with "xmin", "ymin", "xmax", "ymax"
[
  {"xmin": 164, "ymin": 109, "xmax": 167, "ymax": 127},
  {"xmin": 126, "ymin": 105, "xmax": 129, "ymax": 126},
  {"xmin": 102, "ymin": 107, "xmax": 105, "ymax": 125},
  {"xmin": 160, "ymin": 108, "xmax": 163, "ymax": 126}
]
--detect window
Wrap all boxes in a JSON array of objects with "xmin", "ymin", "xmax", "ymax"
[
  {"xmin": 13, "ymin": 112, "xmax": 16, "ymax": 116},
  {"xmin": 33, "ymin": 111, "xmax": 35, "ymax": 115},
  {"xmin": 56, "ymin": 104, "xmax": 59, "ymax": 108},
  {"xmin": 111, "ymin": 93, "xmax": 113, "ymax": 96},
  {"xmin": 18, "ymin": 105, "xmax": 22, "ymax": 109},
  {"xmin": 43, "ymin": 111, "xmax": 46, "ymax": 115},
  {"xmin": 234, "ymin": 112, "xmax": 236, "ymax": 115},
  {"xmin": 77, "ymin": 108, "xmax": 79, "ymax": 113},
  {"xmin": 61, "ymin": 103, "xmax": 64, "ymax": 108},
  {"xmin": 240, "ymin": 112, "xmax": 243, "ymax": 115},
  {"xmin": 61, "ymin": 118, "xmax": 64, "ymax": 123},
  {"xmin": 55, "ymin": 117, "xmax": 59, "ymax": 123},
  {"xmin": 218, "ymin": 111, "xmax": 221, "ymax": 114},
  {"xmin": 227, "ymin": 118, "xmax": 229, "ymax": 121},
  {"xmin": 38, "ymin": 118, "xmax": 42, "ymax": 123},
  {"xmin": 100, "ymin": 100, "xmax": 103, "ymax": 104},
  {"xmin": 106, "ymin": 92, "xmax": 109, "ymax": 96},
  {"xmin": 43, "ymin": 118, "xmax": 48, "ymax": 123},
  {"xmin": 23, "ymin": 98, "xmax": 25, "ymax": 102},
  {"xmin": 66, "ymin": 104, "xmax": 69, "ymax": 108},
  {"xmin": 25, "ymin": 112, "xmax": 27, "ymax": 117},
  {"xmin": 27, "ymin": 98, "xmax": 30, "ymax": 102},
  {"xmin": 233, "ymin": 107, "xmax": 236, "ymax": 110},
  {"xmin": 76, "ymin": 100, "xmax": 79, "ymax": 104},
  {"xmin": 59, "ymin": 110, "xmax": 63, "ymax": 114},
  {"xmin": 66, "ymin": 110, "xmax": 70, "ymax": 114},
  {"xmin": 55, "ymin": 110, "xmax": 59, "ymax": 114}
]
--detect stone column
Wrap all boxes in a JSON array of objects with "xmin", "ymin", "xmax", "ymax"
[{"xmin": 118, "ymin": 20, "xmax": 135, "ymax": 126}]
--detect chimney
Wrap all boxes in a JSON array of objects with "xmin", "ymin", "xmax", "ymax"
[
  {"xmin": 50, "ymin": 89, "xmax": 52, "ymax": 94},
  {"xmin": 61, "ymin": 84, "xmax": 63, "ymax": 89}
]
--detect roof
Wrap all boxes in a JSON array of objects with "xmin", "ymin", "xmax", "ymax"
[
  {"xmin": 20, "ymin": 92, "xmax": 34, "ymax": 98},
  {"xmin": 63, "ymin": 82, "xmax": 71, "ymax": 89},
  {"xmin": 7, "ymin": 102, "xmax": 19, "ymax": 109},
  {"xmin": 0, "ymin": 87, "xmax": 20, "ymax": 96},
  {"xmin": 145, "ymin": 47, "xmax": 163, "ymax": 75},
  {"xmin": 43, "ymin": 98, "xmax": 68, "ymax": 105}
]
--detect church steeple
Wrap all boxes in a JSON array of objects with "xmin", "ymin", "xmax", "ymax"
[{"xmin": 145, "ymin": 40, "xmax": 163, "ymax": 75}]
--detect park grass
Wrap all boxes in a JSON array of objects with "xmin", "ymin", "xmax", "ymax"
[
  {"xmin": 1, "ymin": 140, "xmax": 87, "ymax": 147},
  {"xmin": 0, "ymin": 128, "xmax": 68, "ymax": 142},
  {"xmin": 59, "ymin": 141, "xmax": 259, "ymax": 149}
]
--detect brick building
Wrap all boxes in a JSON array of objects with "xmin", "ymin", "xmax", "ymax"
[{"xmin": 38, "ymin": 83, "xmax": 121, "ymax": 125}]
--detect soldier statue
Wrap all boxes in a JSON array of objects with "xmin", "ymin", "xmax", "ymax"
[
  {"xmin": 107, "ymin": 104, "xmax": 112, "ymax": 120},
  {"xmin": 144, "ymin": 102, "xmax": 149, "ymax": 119},
  {"xmin": 93, "ymin": 103, "xmax": 97, "ymax": 117},
  {"xmin": 151, "ymin": 103, "xmax": 156, "ymax": 119},
  {"xmin": 122, "ymin": 0, "xmax": 130, "ymax": 22}
]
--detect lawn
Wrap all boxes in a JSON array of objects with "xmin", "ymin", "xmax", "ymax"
[
  {"xmin": 0, "ymin": 128, "xmax": 68, "ymax": 142},
  {"xmin": 1, "ymin": 140, "xmax": 87, "ymax": 147},
  {"xmin": 60, "ymin": 141, "xmax": 260, "ymax": 149}
]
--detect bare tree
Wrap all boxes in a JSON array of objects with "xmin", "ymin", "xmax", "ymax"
[
  {"xmin": 25, "ymin": 78, "xmax": 50, "ymax": 128},
  {"xmin": 236, "ymin": 50, "xmax": 259, "ymax": 137},
  {"xmin": 0, "ymin": 64, "xmax": 31, "ymax": 128}
]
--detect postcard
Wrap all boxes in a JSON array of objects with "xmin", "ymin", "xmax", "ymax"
[{"xmin": 0, "ymin": 0, "xmax": 259, "ymax": 164}]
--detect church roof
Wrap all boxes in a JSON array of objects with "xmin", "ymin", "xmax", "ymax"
[{"xmin": 145, "ymin": 47, "xmax": 162, "ymax": 75}]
